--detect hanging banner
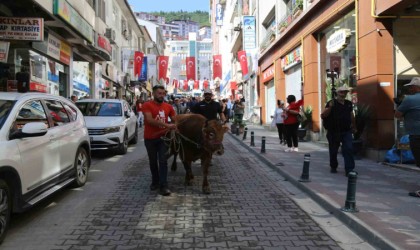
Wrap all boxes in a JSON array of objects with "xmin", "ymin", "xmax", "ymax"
[
  {"xmin": 186, "ymin": 56, "xmax": 196, "ymax": 81},
  {"xmin": 170, "ymin": 56, "xmax": 182, "ymax": 81},
  {"xmin": 121, "ymin": 49, "xmax": 133, "ymax": 72},
  {"xmin": 215, "ymin": 3, "xmax": 224, "ymax": 26},
  {"xmin": 242, "ymin": 16, "xmax": 256, "ymax": 51},
  {"xmin": 238, "ymin": 50, "xmax": 249, "ymax": 76},
  {"xmin": 199, "ymin": 56, "xmax": 210, "ymax": 80},
  {"xmin": 0, "ymin": 17, "xmax": 44, "ymax": 41},
  {"xmin": 0, "ymin": 41, "xmax": 10, "ymax": 63},
  {"xmin": 139, "ymin": 56, "xmax": 148, "ymax": 82},
  {"xmin": 147, "ymin": 54, "xmax": 157, "ymax": 85},
  {"xmin": 213, "ymin": 54, "xmax": 222, "ymax": 80},
  {"xmin": 134, "ymin": 51, "xmax": 144, "ymax": 79},
  {"xmin": 158, "ymin": 55, "xmax": 169, "ymax": 81}
]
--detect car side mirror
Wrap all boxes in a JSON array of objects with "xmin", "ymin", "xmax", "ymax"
[
  {"xmin": 124, "ymin": 111, "xmax": 131, "ymax": 118},
  {"xmin": 10, "ymin": 122, "xmax": 48, "ymax": 140}
]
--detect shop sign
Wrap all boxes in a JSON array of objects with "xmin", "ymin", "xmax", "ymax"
[
  {"xmin": 48, "ymin": 34, "xmax": 61, "ymax": 60},
  {"xmin": 30, "ymin": 81, "xmax": 47, "ymax": 93},
  {"xmin": 0, "ymin": 17, "xmax": 44, "ymax": 41},
  {"xmin": 53, "ymin": 0, "xmax": 94, "ymax": 44},
  {"xmin": 96, "ymin": 34, "xmax": 112, "ymax": 55},
  {"xmin": 60, "ymin": 41, "xmax": 71, "ymax": 65},
  {"xmin": 327, "ymin": 28, "xmax": 351, "ymax": 54},
  {"xmin": 261, "ymin": 64, "xmax": 275, "ymax": 83},
  {"xmin": 102, "ymin": 63, "xmax": 114, "ymax": 80},
  {"xmin": 0, "ymin": 41, "xmax": 10, "ymax": 63},
  {"xmin": 281, "ymin": 46, "xmax": 302, "ymax": 71},
  {"xmin": 243, "ymin": 16, "xmax": 256, "ymax": 50}
]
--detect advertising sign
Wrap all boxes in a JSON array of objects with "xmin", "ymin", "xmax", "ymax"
[
  {"xmin": 281, "ymin": 46, "xmax": 302, "ymax": 71},
  {"xmin": 60, "ymin": 41, "xmax": 71, "ymax": 65},
  {"xmin": 139, "ymin": 56, "xmax": 148, "ymax": 82},
  {"xmin": 327, "ymin": 29, "xmax": 351, "ymax": 54},
  {"xmin": 242, "ymin": 16, "xmax": 256, "ymax": 51},
  {"xmin": 48, "ymin": 34, "xmax": 61, "ymax": 60},
  {"xmin": 0, "ymin": 41, "xmax": 10, "ymax": 63},
  {"xmin": 215, "ymin": 3, "xmax": 223, "ymax": 26},
  {"xmin": 261, "ymin": 65, "xmax": 275, "ymax": 83},
  {"xmin": 0, "ymin": 17, "xmax": 44, "ymax": 41}
]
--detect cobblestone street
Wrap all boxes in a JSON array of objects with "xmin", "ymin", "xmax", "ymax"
[{"xmin": 52, "ymin": 136, "xmax": 341, "ymax": 250}]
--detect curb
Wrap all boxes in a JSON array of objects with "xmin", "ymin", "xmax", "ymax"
[{"xmin": 228, "ymin": 132, "xmax": 400, "ymax": 250}]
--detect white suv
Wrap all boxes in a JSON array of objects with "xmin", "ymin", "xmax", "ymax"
[
  {"xmin": 0, "ymin": 92, "xmax": 91, "ymax": 243},
  {"xmin": 76, "ymin": 99, "xmax": 138, "ymax": 155}
]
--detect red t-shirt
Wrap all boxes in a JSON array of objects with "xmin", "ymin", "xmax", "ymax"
[
  {"xmin": 136, "ymin": 102, "xmax": 143, "ymax": 112},
  {"xmin": 142, "ymin": 101, "xmax": 175, "ymax": 139},
  {"xmin": 284, "ymin": 99, "xmax": 303, "ymax": 125}
]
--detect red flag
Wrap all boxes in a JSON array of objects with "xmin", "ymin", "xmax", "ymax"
[
  {"xmin": 203, "ymin": 80, "xmax": 209, "ymax": 89},
  {"xmin": 186, "ymin": 56, "xmax": 196, "ymax": 81},
  {"xmin": 173, "ymin": 79, "xmax": 179, "ymax": 88},
  {"xmin": 213, "ymin": 55, "xmax": 222, "ymax": 79},
  {"xmin": 237, "ymin": 50, "xmax": 248, "ymax": 76},
  {"xmin": 194, "ymin": 80, "xmax": 199, "ymax": 90},
  {"xmin": 183, "ymin": 80, "xmax": 189, "ymax": 90},
  {"xmin": 158, "ymin": 56, "xmax": 169, "ymax": 81},
  {"xmin": 230, "ymin": 81, "xmax": 238, "ymax": 90},
  {"xmin": 134, "ymin": 51, "xmax": 144, "ymax": 79}
]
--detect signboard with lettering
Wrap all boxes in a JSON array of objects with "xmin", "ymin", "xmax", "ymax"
[
  {"xmin": 48, "ymin": 34, "xmax": 61, "ymax": 60},
  {"xmin": 261, "ymin": 64, "xmax": 275, "ymax": 83},
  {"xmin": 215, "ymin": 3, "xmax": 223, "ymax": 26},
  {"xmin": 243, "ymin": 16, "xmax": 256, "ymax": 51},
  {"xmin": 281, "ymin": 46, "xmax": 302, "ymax": 71},
  {"xmin": 0, "ymin": 41, "xmax": 10, "ymax": 63},
  {"xmin": 0, "ymin": 17, "xmax": 44, "ymax": 41},
  {"xmin": 60, "ymin": 41, "xmax": 71, "ymax": 65},
  {"xmin": 327, "ymin": 29, "xmax": 351, "ymax": 54},
  {"xmin": 53, "ymin": 0, "xmax": 94, "ymax": 44}
]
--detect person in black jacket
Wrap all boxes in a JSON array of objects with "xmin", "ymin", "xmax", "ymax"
[
  {"xmin": 321, "ymin": 86, "xmax": 356, "ymax": 176},
  {"xmin": 191, "ymin": 89, "xmax": 226, "ymax": 122}
]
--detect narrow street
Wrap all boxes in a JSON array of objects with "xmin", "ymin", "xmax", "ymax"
[{"xmin": 1, "ymin": 130, "xmax": 371, "ymax": 250}]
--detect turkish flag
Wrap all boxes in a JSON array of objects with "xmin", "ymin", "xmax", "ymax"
[
  {"xmin": 194, "ymin": 80, "xmax": 199, "ymax": 89},
  {"xmin": 158, "ymin": 56, "xmax": 169, "ymax": 81},
  {"xmin": 183, "ymin": 80, "xmax": 189, "ymax": 90},
  {"xmin": 237, "ymin": 50, "xmax": 248, "ymax": 76},
  {"xmin": 203, "ymin": 80, "xmax": 209, "ymax": 89},
  {"xmin": 134, "ymin": 51, "xmax": 144, "ymax": 79},
  {"xmin": 186, "ymin": 56, "xmax": 196, "ymax": 81},
  {"xmin": 173, "ymin": 79, "xmax": 179, "ymax": 88},
  {"xmin": 213, "ymin": 55, "xmax": 222, "ymax": 79},
  {"xmin": 230, "ymin": 81, "xmax": 238, "ymax": 90}
]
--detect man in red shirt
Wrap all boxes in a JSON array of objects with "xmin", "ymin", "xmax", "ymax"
[{"xmin": 143, "ymin": 85, "xmax": 176, "ymax": 196}]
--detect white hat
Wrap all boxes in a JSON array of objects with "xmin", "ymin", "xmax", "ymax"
[
  {"xmin": 405, "ymin": 77, "xmax": 420, "ymax": 87},
  {"xmin": 336, "ymin": 86, "xmax": 352, "ymax": 92},
  {"xmin": 203, "ymin": 89, "xmax": 213, "ymax": 95}
]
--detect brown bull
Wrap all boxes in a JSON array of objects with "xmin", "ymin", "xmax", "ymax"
[{"xmin": 168, "ymin": 114, "xmax": 228, "ymax": 194}]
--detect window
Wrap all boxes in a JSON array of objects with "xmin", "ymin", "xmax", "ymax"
[
  {"xmin": 95, "ymin": 0, "xmax": 106, "ymax": 22},
  {"xmin": 63, "ymin": 103, "xmax": 78, "ymax": 122},
  {"xmin": 86, "ymin": 0, "xmax": 94, "ymax": 8},
  {"xmin": 44, "ymin": 100, "xmax": 70, "ymax": 126},
  {"xmin": 12, "ymin": 100, "xmax": 48, "ymax": 133}
]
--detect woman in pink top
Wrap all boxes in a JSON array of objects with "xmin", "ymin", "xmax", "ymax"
[{"xmin": 283, "ymin": 95, "xmax": 303, "ymax": 152}]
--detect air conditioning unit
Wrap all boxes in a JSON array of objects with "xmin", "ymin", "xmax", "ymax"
[{"xmin": 105, "ymin": 28, "xmax": 116, "ymax": 44}]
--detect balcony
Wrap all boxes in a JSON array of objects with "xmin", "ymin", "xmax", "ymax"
[
  {"xmin": 259, "ymin": 28, "xmax": 276, "ymax": 53},
  {"xmin": 277, "ymin": 3, "xmax": 304, "ymax": 36}
]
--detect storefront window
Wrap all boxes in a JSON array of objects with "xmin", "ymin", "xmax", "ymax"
[{"xmin": 320, "ymin": 10, "xmax": 356, "ymax": 104}]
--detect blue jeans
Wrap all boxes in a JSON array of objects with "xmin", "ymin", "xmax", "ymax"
[
  {"xmin": 327, "ymin": 131, "xmax": 355, "ymax": 173},
  {"xmin": 144, "ymin": 138, "xmax": 169, "ymax": 188}
]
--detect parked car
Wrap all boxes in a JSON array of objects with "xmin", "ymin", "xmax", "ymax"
[
  {"xmin": 0, "ymin": 92, "xmax": 91, "ymax": 243},
  {"xmin": 75, "ymin": 99, "xmax": 138, "ymax": 154}
]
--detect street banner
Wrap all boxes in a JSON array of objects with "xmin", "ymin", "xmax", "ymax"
[
  {"xmin": 213, "ymin": 55, "xmax": 222, "ymax": 80},
  {"xmin": 199, "ymin": 56, "xmax": 210, "ymax": 80},
  {"xmin": 134, "ymin": 51, "xmax": 144, "ymax": 80},
  {"xmin": 147, "ymin": 54, "xmax": 157, "ymax": 85},
  {"xmin": 122, "ymin": 49, "xmax": 133, "ymax": 72},
  {"xmin": 238, "ymin": 50, "xmax": 248, "ymax": 76},
  {"xmin": 215, "ymin": 3, "xmax": 223, "ymax": 26},
  {"xmin": 0, "ymin": 41, "xmax": 10, "ymax": 63},
  {"xmin": 158, "ymin": 55, "xmax": 169, "ymax": 81},
  {"xmin": 194, "ymin": 80, "xmax": 199, "ymax": 90},
  {"xmin": 170, "ymin": 56, "xmax": 182, "ymax": 81},
  {"xmin": 186, "ymin": 56, "xmax": 196, "ymax": 81},
  {"xmin": 203, "ymin": 79, "xmax": 209, "ymax": 89},
  {"xmin": 183, "ymin": 80, "xmax": 189, "ymax": 91},
  {"xmin": 139, "ymin": 56, "xmax": 147, "ymax": 82},
  {"xmin": 173, "ymin": 79, "xmax": 179, "ymax": 89}
]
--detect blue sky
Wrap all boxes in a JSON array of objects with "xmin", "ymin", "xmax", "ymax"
[{"xmin": 128, "ymin": 0, "xmax": 209, "ymax": 12}]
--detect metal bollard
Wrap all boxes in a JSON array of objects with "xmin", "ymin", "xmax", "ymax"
[
  {"xmin": 236, "ymin": 125, "xmax": 240, "ymax": 136},
  {"xmin": 250, "ymin": 131, "xmax": 255, "ymax": 146},
  {"xmin": 299, "ymin": 154, "xmax": 311, "ymax": 182},
  {"xmin": 242, "ymin": 127, "xmax": 248, "ymax": 140},
  {"xmin": 341, "ymin": 171, "xmax": 359, "ymax": 212},
  {"xmin": 261, "ymin": 136, "xmax": 266, "ymax": 153}
]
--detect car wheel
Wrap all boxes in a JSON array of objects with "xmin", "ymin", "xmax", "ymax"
[
  {"xmin": 0, "ymin": 179, "xmax": 12, "ymax": 243},
  {"xmin": 73, "ymin": 147, "xmax": 90, "ymax": 187},
  {"xmin": 130, "ymin": 125, "xmax": 138, "ymax": 145},
  {"xmin": 117, "ymin": 131, "xmax": 128, "ymax": 155}
]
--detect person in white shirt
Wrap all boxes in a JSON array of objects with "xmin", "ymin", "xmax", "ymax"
[{"xmin": 272, "ymin": 100, "xmax": 287, "ymax": 144}]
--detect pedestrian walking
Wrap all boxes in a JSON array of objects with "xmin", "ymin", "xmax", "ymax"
[
  {"xmin": 272, "ymin": 99, "xmax": 286, "ymax": 144},
  {"xmin": 136, "ymin": 97, "xmax": 144, "ymax": 127},
  {"xmin": 283, "ymin": 95, "xmax": 303, "ymax": 152},
  {"xmin": 321, "ymin": 86, "xmax": 356, "ymax": 176},
  {"xmin": 142, "ymin": 85, "xmax": 177, "ymax": 196},
  {"xmin": 394, "ymin": 77, "xmax": 420, "ymax": 198},
  {"xmin": 191, "ymin": 89, "xmax": 226, "ymax": 122}
]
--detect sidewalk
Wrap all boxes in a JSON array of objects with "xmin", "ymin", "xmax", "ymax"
[{"xmin": 229, "ymin": 124, "xmax": 420, "ymax": 250}]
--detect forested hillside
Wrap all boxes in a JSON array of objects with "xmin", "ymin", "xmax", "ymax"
[{"xmin": 149, "ymin": 10, "xmax": 210, "ymax": 27}]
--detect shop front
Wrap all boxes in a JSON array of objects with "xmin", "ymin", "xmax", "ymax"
[
  {"xmin": 281, "ymin": 46, "xmax": 302, "ymax": 103},
  {"xmin": 261, "ymin": 64, "xmax": 275, "ymax": 124}
]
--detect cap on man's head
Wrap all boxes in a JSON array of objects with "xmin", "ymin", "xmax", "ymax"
[
  {"xmin": 203, "ymin": 89, "xmax": 213, "ymax": 95},
  {"xmin": 336, "ymin": 86, "xmax": 352, "ymax": 92},
  {"xmin": 405, "ymin": 77, "xmax": 420, "ymax": 87}
]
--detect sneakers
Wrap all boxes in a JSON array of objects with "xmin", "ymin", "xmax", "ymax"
[
  {"xmin": 293, "ymin": 148, "xmax": 299, "ymax": 152},
  {"xmin": 285, "ymin": 148, "xmax": 293, "ymax": 152}
]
